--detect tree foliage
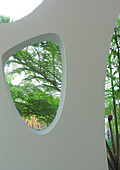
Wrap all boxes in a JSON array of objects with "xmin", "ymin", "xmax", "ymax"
[
  {"xmin": 5, "ymin": 41, "xmax": 62, "ymax": 129},
  {"xmin": 0, "ymin": 15, "xmax": 11, "ymax": 23},
  {"xmin": 105, "ymin": 15, "xmax": 120, "ymax": 169}
]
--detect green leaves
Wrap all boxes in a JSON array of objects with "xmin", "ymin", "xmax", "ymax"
[
  {"xmin": 4, "ymin": 41, "xmax": 62, "ymax": 130},
  {"xmin": 105, "ymin": 14, "xmax": 120, "ymax": 169},
  {"xmin": 0, "ymin": 15, "xmax": 10, "ymax": 23}
]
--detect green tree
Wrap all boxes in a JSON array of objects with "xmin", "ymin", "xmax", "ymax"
[
  {"xmin": 5, "ymin": 41, "xmax": 62, "ymax": 129},
  {"xmin": 0, "ymin": 15, "xmax": 11, "ymax": 23},
  {"xmin": 105, "ymin": 15, "xmax": 120, "ymax": 169}
]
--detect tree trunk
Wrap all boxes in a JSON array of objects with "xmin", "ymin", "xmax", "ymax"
[{"xmin": 108, "ymin": 55, "xmax": 119, "ymax": 162}]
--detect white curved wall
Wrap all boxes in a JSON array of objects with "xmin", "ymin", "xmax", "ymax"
[{"xmin": 0, "ymin": 0, "xmax": 120, "ymax": 169}]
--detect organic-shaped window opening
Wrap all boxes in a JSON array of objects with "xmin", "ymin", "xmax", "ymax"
[
  {"xmin": 105, "ymin": 15, "xmax": 120, "ymax": 169},
  {"xmin": 4, "ymin": 41, "xmax": 62, "ymax": 131}
]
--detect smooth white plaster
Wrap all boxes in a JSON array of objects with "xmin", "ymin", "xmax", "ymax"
[{"xmin": 0, "ymin": 0, "xmax": 120, "ymax": 169}]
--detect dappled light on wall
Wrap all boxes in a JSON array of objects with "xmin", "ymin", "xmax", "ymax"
[
  {"xmin": 105, "ymin": 15, "xmax": 120, "ymax": 169},
  {"xmin": 4, "ymin": 41, "xmax": 62, "ymax": 133}
]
